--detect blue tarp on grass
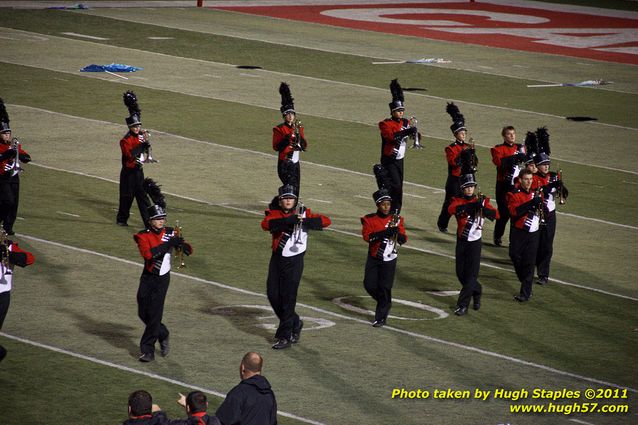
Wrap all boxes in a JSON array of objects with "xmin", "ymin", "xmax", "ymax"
[{"xmin": 80, "ymin": 63, "xmax": 143, "ymax": 73}]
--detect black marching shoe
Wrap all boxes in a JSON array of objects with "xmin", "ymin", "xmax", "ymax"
[
  {"xmin": 272, "ymin": 338, "xmax": 291, "ymax": 350},
  {"xmin": 493, "ymin": 238, "xmax": 502, "ymax": 247},
  {"xmin": 372, "ymin": 318, "xmax": 386, "ymax": 327},
  {"xmin": 536, "ymin": 276, "xmax": 548, "ymax": 285},
  {"xmin": 454, "ymin": 306, "xmax": 468, "ymax": 316},
  {"xmin": 291, "ymin": 320, "xmax": 304, "ymax": 344},
  {"xmin": 116, "ymin": 222, "xmax": 128, "ymax": 227},
  {"xmin": 438, "ymin": 226, "xmax": 448, "ymax": 233},
  {"xmin": 513, "ymin": 295, "xmax": 530, "ymax": 303},
  {"xmin": 472, "ymin": 296, "xmax": 481, "ymax": 311},
  {"xmin": 160, "ymin": 336, "xmax": 170, "ymax": 357},
  {"xmin": 138, "ymin": 352, "xmax": 155, "ymax": 362}
]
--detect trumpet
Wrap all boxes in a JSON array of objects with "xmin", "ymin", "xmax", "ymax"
[
  {"xmin": 389, "ymin": 209, "xmax": 401, "ymax": 253},
  {"xmin": 174, "ymin": 220, "xmax": 185, "ymax": 269},
  {"xmin": 557, "ymin": 167, "xmax": 566, "ymax": 205},
  {"xmin": 9, "ymin": 137, "xmax": 23, "ymax": 176},
  {"xmin": 534, "ymin": 186, "xmax": 546, "ymax": 226},
  {"xmin": 0, "ymin": 229, "xmax": 10, "ymax": 269},
  {"xmin": 474, "ymin": 190, "xmax": 486, "ymax": 230},
  {"xmin": 138, "ymin": 130, "xmax": 158, "ymax": 164},
  {"xmin": 290, "ymin": 200, "xmax": 306, "ymax": 252},
  {"xmin": 292, "ymin": 119, "xmax": 304, "ymax": 151},
  {"xmin": 468, "ymin": 137, "xmax": 478, "ymax": 172},
  {"xmin": 408, "ymin": 116, "xmax": 422, "ymax": 149}
]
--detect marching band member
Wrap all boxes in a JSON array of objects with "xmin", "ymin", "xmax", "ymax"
[
  {"xmin": 532, "ymin": 127, "xmax": 568, "ymax": 285},
  {"xmin": 377, "ymin": 79, "xmax": 420, "ymax": 213},
  {"xmin": 448, "ymin": 174, "xmax": 498, "ymax": 316},
  {"xmin": 117, "ymin": 91, "xmax": 151, "ymax": 227},
  {"xmin": 273, "ymin": 82, "xmax": 306, "ymax": 193},
  {"xmin": 134, "ymin": 179, "xmax": 192, "ymax": 362},
  {"xmin": 361, "ymin": 188, "xmax": 407, "ymax": 327},
  {"xmin": 0, "ymin": 232, "xmax": 35, "ymax": 361},
  {"xmin": 261, "ymin": 184, "xmax": 330, "ymax": 349},
  {"xmin": 0, "ymin": 98, "xmax": 31, "ymax": 235},
  {"xmin": 437, "ymin": 103, "xmax": 476, "ymax": 233},
  {"xmin": 507, "ymin": 169, "xmax": 543, "ymax": 302},
  {"xmin": 490, "ymin": 126, "xmax": 525, "ymax": 246}
]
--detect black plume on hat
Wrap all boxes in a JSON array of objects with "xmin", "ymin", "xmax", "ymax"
[
  {"xmin": 524, "ymin": 131, "xmax": 538, "ymax": 156},
  {"xmin": 144, "ymin": 178, "xmax": 167, "ymax": 220},
  {"xmin": 388, "ymin": 78, "xmax": 405, "ymax": 112},
  {"xmin": 279, "ymin": 82, "xmax": 295, "ymax": 115},
  {"xmin": 0, "ymin": 98, "xmax": 10, "ymax": 133},
  {"xmin": 123, "ymin": 90, "xmax": 141, "ymax": 126},
  {"xmin": 446, "ymin": 102, "xmax": 466, "ymax": 134},
  {"xmin": 144, "ymin": 178, "xmax": 166, "ymax": 209},
  {"xmin": 535, "ymin": 126, "xmax": 550, "ymax": 156}
]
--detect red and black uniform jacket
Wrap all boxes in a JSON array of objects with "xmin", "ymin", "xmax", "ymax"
[
  {"xmin": 134, "ymin": 227, "xmax": 193, "ymax": 275},
  {"xmin": 120, "ymin": 131, "xmax": 147, "ymax": 170},
  {"xmin": 0, "ymin": 142, "xmax": 31, "ymax": 178},
  {"xmin": 448, "ymin": 195, "xmax": 498, "ymax": 241},
  {"xmin": 534, "ymin": 172, "xmax": 568, "ymax": 214},
  {"xmin": 378, "ymin": 117, "xmax": 413, "ymax": 160},
  {"xmin": 490, "ymin": 142, "xmax": 525, "ymax": 183},
  {"xmin": 272, "ymin": 122, "xmax": 306, "ymax": 162},
  {"xmin": 0, "ymin": 241, "xmax": 36, "ymax": 295},
  {"xmin": 507, "ymin": 188, "xmax": 543, "ymax": 232},
  {"xmin": 445, "ymin": 140, "xmax": 474, "ymax": 177},
  {"xmin": 361, "ymin": 211, "xmax": 407, "ymax": 261},
  {"xmin": 122, "ymin": 411, "xmax": 168, "ymax": 425},
  {"xmin": 166, "ymin": 412, "xmax": 222, "ymax": 425},
  {"xmin": 261, "ymin": 205, "xmax": 330, "ymax": 255}
]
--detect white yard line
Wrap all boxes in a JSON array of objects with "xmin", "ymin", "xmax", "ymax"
[
  {"xmin": 0, "ymin": 332, "xmax": 327, "ymax": 425},
  {"xmin": 10, "ymin": 233, "xmax": 638, "ymax": 394},
  {"xmin": 60, "ymin": 32, "xmax": 109, "ymax": 41}
]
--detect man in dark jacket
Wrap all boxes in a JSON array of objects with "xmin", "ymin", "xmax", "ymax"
[
  {"xmin": 216, "ymin": 352, "xmax": 278, "ymax": 425},
  {"xmin": 123, "ymin": 390, "xmax": 167, "ymax": 425}
]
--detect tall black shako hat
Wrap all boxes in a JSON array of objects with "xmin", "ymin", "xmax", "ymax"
[
  {"xmin": 388, "ymin": 78, "xmax": 405, "ymax": 112},
  {"xmin": 278, "ymin": 184, "xmax": 297, "ymax": 199},
  {"xmin": 279, "ymin": 82, "xmax": 295, "ymax": 115},
  {"xmin": 446, "ymin": 102, "xmax": 466, "ymax": 134},
  {"xmin": 123, "ymin": 90, "xmax": 141, "ymax": 127},
  {"xmin": 373, "ymin": 188, "xmax": 392, "ymax": 204},
  {"xmin": 144, "ymin": 178, "xmax": 167, "ymax": 220},
  {"xmin": 523, "ymin": 131, "xmax": 538, "ymax": 164},
  {"xmin": 0, "ymin": 98, "xmax": 11, "ymax": 134},
  {"xmin": 460, "ymin": 173, "xmax": 477, "ymax": 189},
  {"xmin": 534, "ymin": 126, "xmax": 551, "ymax": 165}
]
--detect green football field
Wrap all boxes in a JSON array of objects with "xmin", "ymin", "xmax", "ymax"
[{"xmin": 0, "ymin": 2, "xmax": 636, "ymax": 424}]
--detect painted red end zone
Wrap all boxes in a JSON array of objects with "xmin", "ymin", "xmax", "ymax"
[{"xmin": 213, "ymin": 2, "xmax": 638, "ymax": 65}]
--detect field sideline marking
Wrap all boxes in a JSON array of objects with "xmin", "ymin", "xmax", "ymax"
[
  {"xmin": 15, "ymin": 101, "xmax": 638, "ymax": 213},
  {"xmin": 26, "ymin": 161, "xmax": 638, "ymax": 302},
  {"xmin": 12, "ymin": 234, "xmax": 638, "ymax": 394},
  {"xmin": 82, "ymin": 6, "xmax": 636, "ymax": 96},
  {"xmin": 0, "ymin": 332, "xmax": 327, "ymax": 425},
  {"xmin": 3, "ymin": 26, "xmax": 637, "ymax": 131}
]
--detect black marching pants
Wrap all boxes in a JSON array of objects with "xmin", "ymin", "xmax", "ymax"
[
  {"xmin": 509, "ymin": 227, "xmax": 540, "ymax": 299},
  {"xmin": 137, "ymin": 272, "xmax": 170, "ymax": 355},
  {"xmin": 117, "ymin": 167, "xmax": 149, "ymax": 225},
  {"xmin": 536, "ymin": 211, "xmax": 556, "ymax": 279},
  {"xmin": 455, "ymin": 239, "xmax": 482, "ymax": 308},
  {"xmin": 493, "ymin": 181, "xmax": 511, "ymax": 242},
  {"xmin": 437, "ymin": 174, "xmax": 461, "ymax": 230},
  {"xmin": 0, "ymin": 178, "xmax": 18, "ymax": 233},
  {"xmin": 380, "ymin": 157, "xmax": 404, "ymax": 213},
  {"xmin": 363, "ymin": 256, "xmax": 397, "ymax": 322},
  {"xmin": 267, "ymin": 252, "xmax": 304, "ymax": 340},
  {"xmin": 0, "ymin": 291, "xmax": 10, "ymax": 329}
]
